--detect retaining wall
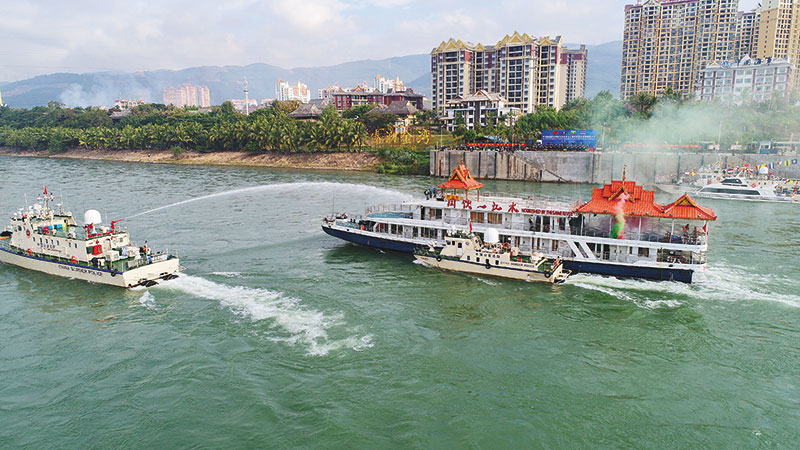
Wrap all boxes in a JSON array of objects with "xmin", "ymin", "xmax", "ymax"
[{"xmin": 430, "ymin": 150, "xmax": 800, "ymax": 184}]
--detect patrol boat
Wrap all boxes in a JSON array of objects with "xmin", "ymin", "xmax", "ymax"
[
  {"xmin": 323, "ymin": 164, "xmax": 718, "ymax": 283},
  {"xmin": 415, "ymin": 229, "xmax": 569, "ymax": 283},
  {"xmin": 0, "ymin": 187, "xmax": 180, "ymax": 288}
]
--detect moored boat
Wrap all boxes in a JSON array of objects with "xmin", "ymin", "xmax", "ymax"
[
  {"xmin": 414, "ymin": 229, "xmax": 569, "ymax": 283},
  {"xmin": 322, "ymin": 163, "xmax": 718, "ymax": 283},
  {"xmin": 0, "ymin": 187, "xmax": 180, "ymax": 288}
]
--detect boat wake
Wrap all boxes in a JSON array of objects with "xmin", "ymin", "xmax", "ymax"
[
  {"xmin": 138, "ymin": 291, "xmax": 158, "ymax": 310},
  {"xmin": 155, "ymin": 275, "xmax": 374, "ymax": 356},
  {"xmin": 125, "ymin": 182, "xmax": 414, "ymax": 220},
  {"xmin": 569, "ymin": 263, "xmax": 800, "ymax": 309}
]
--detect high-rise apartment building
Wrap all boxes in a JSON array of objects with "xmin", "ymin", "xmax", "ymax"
[
  {"xmin": 561, "ymin": 45, "xmax": 588, "ymax": 104},
  {"xmin": 430, "ymin": 32, "xmax": 587, "ymax": 114},
  {"xmin": 755, "ymin": 0, "xmax": 800, "ymax": 89},
  {"xmin": 163, "ymin": 84, "xmax": 211, "ymax": 108},
  {"xmin": 621, "ymin": 0, "xmax": 738, "ymax": 101},
  {"xmin": 735, "ymin": 10, "xmax": 761, "ymax": 59},
  {"xmin": 276, "ymin": 80, "xmax": 311, "ymax": 103}
]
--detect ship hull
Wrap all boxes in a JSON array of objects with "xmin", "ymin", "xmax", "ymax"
[
  {"xmin": 323, "ymin": 224, "xmax": 698, "ymax": 283},
  {"xmin": 562, "ymin": 260, "xmax": 694, "ymax": 283},
  {"xmin": 415, "ymin": 254, "xmax": 562, "ymax": 283},
  {"xmin": 322, "ymin": 224, "xmax": 419, "ymax": 253},
  {"xmin": 0, "ymin": 246, "xmax": 180, "ymax": 288}
]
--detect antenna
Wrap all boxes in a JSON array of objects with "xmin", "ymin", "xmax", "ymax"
[{"xmin": 244, "ymin": 78, "xmax": 249, "ymax": 114}]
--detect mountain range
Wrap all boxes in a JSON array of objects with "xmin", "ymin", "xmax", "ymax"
[{"xmin": 1, "ymin": 41, "xmax": 622, "ymax": 109}]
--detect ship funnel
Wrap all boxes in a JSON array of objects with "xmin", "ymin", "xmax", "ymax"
[
  {"xmin": 84, "ymin": 209, "xmax": 102, "ymax": 225},
  {"xmin": 484, "ymin": 228, "xmax": 500, "ymax": 244}
]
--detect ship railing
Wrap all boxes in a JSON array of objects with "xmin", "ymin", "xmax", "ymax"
[
  {"xmin": 365, "ymin": 204, "xmax": 416, "ymax": 216},
  {"xmin": 570, "ymin": 227, "xmax": 707, "ymax": 246},
  {"xmin": 479, "ymin": 193, "xmax": 580, "ymax": 209},
  {"xmin": 0, "ymin": 240, "xmax": 10, "ymax": 251}
]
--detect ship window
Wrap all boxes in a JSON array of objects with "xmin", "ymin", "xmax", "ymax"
[
  {"xmin": 467, "ymin": 256, "xmax": 470, "ymax": 261},
  {"xmin": 488, "ymin": 213, "xmax": 503, "ymax": 225},
  {"xmin": 476, "ymin": 258, "xmax": 481, "ymax": 263},
  {"xmin": 495, "ymin": 260, "xmax": 500, "ymax": 265},
  {"xmin": 638, "ymin": 247, "xmax": 650, "ymax": 257},
  {"xmin": 458, "ymin": 243, "xmax": 462, "ymax": 249}
]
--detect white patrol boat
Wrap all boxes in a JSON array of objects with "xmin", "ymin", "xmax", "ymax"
[
  {"xmin": 0, "ymin": 187, "xmax": 180, "ymax": 288},
  {"xmin": 415, "ymin": 229, "xmax": 569, "ymax": 283},
  {"xmin": 693, "ymin": 177, "xmax": 799, "ymax": 203},
  {"xmin": 657, "ymin": 165, "xmax": 799, "ymax": 203},
  {"xmin": 323, "ymin": 164, "xmax": 718, "ymax": 283}
]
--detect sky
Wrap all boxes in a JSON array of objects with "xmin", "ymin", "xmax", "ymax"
[{"xmin": 0, "ymin": 0, "xmax": 763, "ymax": 82}]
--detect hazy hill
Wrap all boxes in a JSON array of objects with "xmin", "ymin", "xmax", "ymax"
[{"xmin": 2, "ymin": 42, "xmax": 622, "ymax": 108}]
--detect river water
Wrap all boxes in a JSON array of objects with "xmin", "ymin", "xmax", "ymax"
[{"xmin": 1, "ymin": 155, "xmax": 799, "ymax": 448}]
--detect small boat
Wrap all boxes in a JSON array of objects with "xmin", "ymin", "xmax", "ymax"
[
  {"xmin": 414, "ymin": 229, "xmax": 570, "ymax": 284},
  {"xmin": 693, "ymin": 177, "xmax": 799, "ymax": 203},
  {"xmin": 0, "ymin": 187, "xmax": 180, "ymax": 288}
]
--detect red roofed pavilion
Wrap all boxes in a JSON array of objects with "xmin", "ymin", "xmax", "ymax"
[
  {"xmin": 438, "ymin": 163, "xmax": 484, "ymax": 199},
  {"xmin": 661, "ymin": 194, "xmax": 717, "ymax": 221},
  {"xmin": 574, "ymin": 179, "xmax": 716, "ymax": 221}
]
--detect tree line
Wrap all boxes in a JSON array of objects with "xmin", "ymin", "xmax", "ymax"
[{"xmin": 2, "ymin": 89, "xmax": 799, "ymax": 154}]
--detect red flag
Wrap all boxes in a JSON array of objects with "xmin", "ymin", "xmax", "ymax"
[
  {"xmin": 469, "ymin": 220, "xmax": 473, "ymax": 233},
  {"xmin": 43, "ymin": 185, "xmax": 47, "ymax": 195}
]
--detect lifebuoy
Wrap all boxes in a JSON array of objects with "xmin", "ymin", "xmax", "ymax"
[
  {"xmin": 27, "ymin": 248, "xmax": 32, "ymax": 256},
  {"xmin": 503, "ymin": 242, "xmax": 510, "ymax": 250},
  {"xmin": 751, "ymin": 183, "xmax": 756, "ymax": 188},
  {"xmin": 71, "ymin": 256, "xmax": 77, "ymax": 264},
  {"xmin": 26, "ymin": 229, "xmax": 30, "ymax": 237}
]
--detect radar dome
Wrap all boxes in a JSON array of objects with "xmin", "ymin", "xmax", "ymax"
[
  {"xmin": 84, "ymin": 209, "xmax": 102, "ymax": 226},
  {"xmin": 758, "ymin": 166, "xmax": 769, "ymax": 175},
  {"xmin": 484, "ymin": 228, "xmax": 500, "ymax": 244}
]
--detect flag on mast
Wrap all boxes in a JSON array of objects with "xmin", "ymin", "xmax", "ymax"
[{"xmin": 43, "ymin": 185, "xmax": 47, "ymax": 195}]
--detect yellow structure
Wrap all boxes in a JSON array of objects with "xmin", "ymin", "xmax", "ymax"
[
  {"xmin": 430, "ymin": 32, "xmax": 587, "ymax": 114},
  {"xmin": 755, "ymin": 0, "xmax": 800, "ymax": 89},
  {"xmin": 621, "ymin": 0, "xmax": 738, "ymax": 100}
]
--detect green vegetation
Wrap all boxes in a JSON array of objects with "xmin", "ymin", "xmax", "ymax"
[
  {"xmin": 453, "ymin": 90, "xmax": 800, "ymax": 150},
  {"xmin": 2, "ymin": 90, "xmax": 798, "ymax": 161},
  {"xmin": 373, "ymin": 147, "xmax": 429, "ymax": 175},
  {"xmin": 0, "ymin": 101, "xmax": 367, "ymax": 154}
]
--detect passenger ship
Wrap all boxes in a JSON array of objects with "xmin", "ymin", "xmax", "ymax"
[
  {"xmin": 322, "ymin": 164, "xmax": 718, "ymax": 283},
  {"xmin": 0, "ymin": 187, "xmax": 180, "ymax": 288}
]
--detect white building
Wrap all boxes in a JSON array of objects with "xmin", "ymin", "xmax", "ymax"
[
  {"xmin": 697, "ymin": 55, "xmax": 795, "ymax": 103},
  {"xmin": 276, "ymin": 80, "xmax": 311, "ymax": 103},
  {"xmin": 375, "ymin": 75, "xmax": 406, "ymax": 94},
  {"xmin": 443, "ymin": 90, "xmax": 521, "ymax": 131}
]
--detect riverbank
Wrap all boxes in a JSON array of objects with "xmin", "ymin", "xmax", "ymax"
[{"xmin": 0, "ymin": 147, "xmax": 381, "ymax": 172}]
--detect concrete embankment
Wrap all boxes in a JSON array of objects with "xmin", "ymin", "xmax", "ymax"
[{"xmin": 430, "ymin": 150, "xmax": 800, "ymax": 184}]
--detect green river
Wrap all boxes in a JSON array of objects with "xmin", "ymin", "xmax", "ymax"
[{"xmin": 1, "ymin": 155, "xmax": 798, "ymax": 448}]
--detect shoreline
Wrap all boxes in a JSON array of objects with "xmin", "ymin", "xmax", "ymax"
[{"xmin": 0, "ymin": 147, "xmax": 382, "ymax": 172}]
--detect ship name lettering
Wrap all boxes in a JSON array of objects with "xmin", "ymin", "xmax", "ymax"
[{"xmin": 520, "ymin": 208, "xmax": 573, "ymax": 217}]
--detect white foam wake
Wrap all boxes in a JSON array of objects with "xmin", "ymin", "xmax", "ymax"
[
  {"xmin": 138, "ymin": 291, "xmax": 158, "ymax": 310},
  {"xmin": 569, "ymin": 263, "xmax": 800, "ymax": 310},
  {"xmin": 156, "ymin": 275, "xmax": 373, "ymax": 356},
  {"xmin": 125, "ymin": 182, "xmax": 414, "ymax": 220}
]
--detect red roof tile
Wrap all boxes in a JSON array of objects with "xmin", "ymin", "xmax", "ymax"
[
  {"xmin": 438, "ymin": 163, "xmax": 484, "ymax": 191},
  {"xmin": 575, "ymin": 180, "xmax": 716, "ymax": 221}
]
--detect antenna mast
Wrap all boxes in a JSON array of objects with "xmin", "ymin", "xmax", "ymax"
[{"xmin": 244, "ymin": 77, "xmax": 250, "ymax": 115}]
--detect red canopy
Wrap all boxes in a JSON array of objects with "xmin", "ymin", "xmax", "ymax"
[
  {"xmin": 574, "ymin": 180, "xmax": 716, "ymax": 220},
  {"xmin": 438, "ymin": 163, "xmax": 484, "ymax": 191}
]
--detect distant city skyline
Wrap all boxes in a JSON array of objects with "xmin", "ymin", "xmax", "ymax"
[{"xmin": 0, "ymin": 0, "xmax": 761, "ymax": 82}]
